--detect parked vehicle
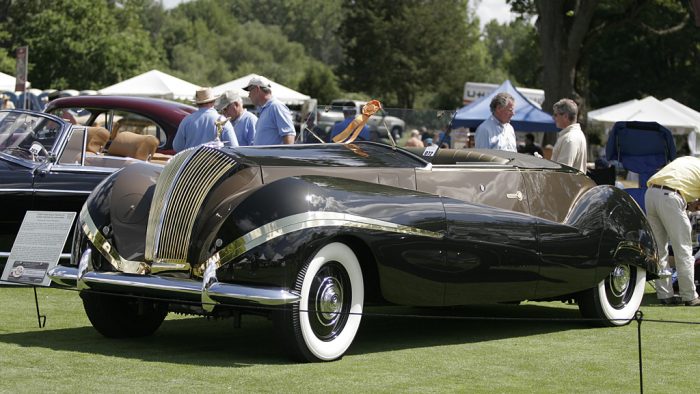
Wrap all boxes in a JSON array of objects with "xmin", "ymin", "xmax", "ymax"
[
  {"xmin": 45, "ymin": 95, "xmax": 195, "ymax": 154},
  {"xmin": 0, "ymin": 104, "xmax": 186, "ymax": 271},
  {"xmin": 49, "ymin": 142, "xmax": 658, "ymax": 362},
  {"xmin": 313, "ymin": 100, "xmax": 406, "ymax": 142}
]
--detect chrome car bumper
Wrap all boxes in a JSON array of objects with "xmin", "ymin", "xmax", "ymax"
[{"xmin": 48, "ymin": 249, "xmax": 301, "ymax": 309}]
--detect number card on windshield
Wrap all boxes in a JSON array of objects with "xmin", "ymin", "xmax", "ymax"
[{"xmin": 1, "ymin": 211, "xmax": 76, "ymax": 287}]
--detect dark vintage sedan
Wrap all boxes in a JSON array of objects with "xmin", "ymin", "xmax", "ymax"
[
  {"xmin": 0, "ymin": 108, "xmax": 179, "ymax": 272},
  {"xmin": 45, "ymin": 95, "xmax": 195, "ymax": 154},
  {"xmin": 48, "ymin": 142, "xmax": 658, "ymax": 362}
]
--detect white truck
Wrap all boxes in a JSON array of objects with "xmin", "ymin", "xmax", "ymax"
[{"xmin": 315, "ymin": 99, "xmax": 405, "ymax": 141}]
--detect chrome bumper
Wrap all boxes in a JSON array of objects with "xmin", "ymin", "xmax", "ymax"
[{"xmin": 47, "ymin": 249, "xmax": 300, "ymax": 308}]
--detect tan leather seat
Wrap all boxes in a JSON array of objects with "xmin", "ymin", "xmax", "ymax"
[
  {"xmin": 86, "ymin": 127, "xmax": 109, "ymax": 154},
  {"xmin": 107, "ymin": 131, "xmax": 158, "ymax": 161}
]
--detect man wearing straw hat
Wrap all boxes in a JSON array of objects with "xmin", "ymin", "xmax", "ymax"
[{"xmin": 173, "ymin": 87, "xmax": 238, "ymax": 152}]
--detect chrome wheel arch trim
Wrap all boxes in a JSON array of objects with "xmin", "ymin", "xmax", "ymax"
[{"xmin": 79, "ymin": 206, "xmax": 151, "ymax": 274}]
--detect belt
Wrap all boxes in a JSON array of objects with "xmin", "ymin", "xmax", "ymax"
[{"xmin": 650, "ymin": 184, "xmax": 680, "ymax": 194}]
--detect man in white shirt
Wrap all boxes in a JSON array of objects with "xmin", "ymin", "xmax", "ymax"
[
  {"xmin": 474, "ymin": 92, "xmax": 517, "ymax": 151},
  {"xmin": 551, "ymin": 98, "xmax": 587, "ymax": 173}
]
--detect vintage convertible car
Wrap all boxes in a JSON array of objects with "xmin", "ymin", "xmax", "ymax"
[
  {"xmin": 0, "ymin": 109, "xmax": 178, "ymax": 272},
  {"xmin": 48, "ymin": 142, "xmax": 658, "ymax": 362},
  {"xmin": 44, "ymin": 95, "xmax": 195, "ymax": 154}
]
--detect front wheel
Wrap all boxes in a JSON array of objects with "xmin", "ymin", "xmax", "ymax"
[
  {"xmin": 277, "ymin": 242, "xmax": 364, "ymax": 362},
  {"xmin": 577, "ymin": 265, "xmax": 646, "ymax": 326},
  {"xmin": 391, "ymin": 126, "xmax": 403, "ymax": 140},
  {"xmin": 81, "ymin": 291, "xmax": 168, "ymax": 338}
]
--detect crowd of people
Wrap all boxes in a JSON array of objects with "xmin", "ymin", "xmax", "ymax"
[{"xmin": 174, "ymin": 75, "xmax": 296, "ymax": 152}]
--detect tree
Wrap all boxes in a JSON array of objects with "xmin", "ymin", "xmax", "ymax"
[
  {"xmin": 159, "ymin": 0, "xmax": 319, "ymax": 89},
  {"xmin": 298, "ymin": 61, "xmax": 341, "ymax": 104},
  {"xmin": 339, "ymin": 0, "xmax": 492, "ymax": 109},
  {"xmin": 507, "ymin": 0, "xmax": 697, "ymax": 111},
  {"xmin": 482, "ymin": 19, "xmax": 541, "ymax": 88},
  {"xmin": 225, "ymin": 0, "xmax": 344, "ymax": 66},
  {"xmin": 584, "ymin": 1, "xmax": 700, "ymax": 109},
  {"xmin": 1, "ymin": 0, "xmax": 165, "ymax": 89}
]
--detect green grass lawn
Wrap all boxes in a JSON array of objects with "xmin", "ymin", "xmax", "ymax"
[{"xmin": 0, "ymin": 283, "xmax": 698, "ymax": 393}]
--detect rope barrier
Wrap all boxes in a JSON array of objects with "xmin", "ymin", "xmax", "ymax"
[{"xmin": 7, "ymin": 282, "xmax": 700, "ymax": 394}]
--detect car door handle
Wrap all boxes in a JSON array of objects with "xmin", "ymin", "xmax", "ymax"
[{"xmin": 506, "ymin": 191, "xmax": 523, "ymax": 201}]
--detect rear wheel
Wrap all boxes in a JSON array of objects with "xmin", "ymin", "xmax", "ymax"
[
  {"xmin": 81, "ymin": 291, "xmax": 168, "ymax": 338},
  {"xmin": 277, "ymin": 242, "xmax": 364, "ymax": 362},
  {"xmin": 578, "ymin": 264, "xmax": 646, "ymax": 326}
]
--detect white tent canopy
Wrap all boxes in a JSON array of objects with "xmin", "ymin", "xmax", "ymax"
[
  {"xmin": 98, "ymin": 69, "xmax": 200, "ymax": 101},
  {"xmin": 213, "ymin": 74, "xmax": 310, "ymax": 105},
  {"xmin": 588, "ymin": 96, "xmax": 700, "ymax": 135},
  {"xmin": 662, "ymin": 98, "xmax": 700, "ymax": 155},
  {"xmin": 1, "ymin": 71, "xmax": 30, "ymax": 92}
]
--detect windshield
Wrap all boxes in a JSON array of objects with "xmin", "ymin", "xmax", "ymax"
[{"xmin": 0, "ymin": 111, "xmax": 62, "ymax": 161}]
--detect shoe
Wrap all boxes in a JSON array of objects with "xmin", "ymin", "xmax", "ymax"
[
  {"xmin": 659, "ymin": 297, "xmax": 681, "ymax": 305},
  {"xmin": 684, "ymin": 298, "xmax": 700, "ymax": 306}
]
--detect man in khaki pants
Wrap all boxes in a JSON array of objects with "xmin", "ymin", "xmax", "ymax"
[{"xmin": 645, "ymin": 156, "xmax": 700, "ymax": 306}]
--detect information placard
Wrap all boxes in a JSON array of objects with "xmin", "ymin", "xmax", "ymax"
[{"xmin": 1, "ymin": 211, "xmax": 76, "ymax": 286}]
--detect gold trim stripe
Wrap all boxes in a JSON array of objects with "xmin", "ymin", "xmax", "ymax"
[{"xmin": 195, "ymin": 211, "xmax": 443, "ymax": 276}]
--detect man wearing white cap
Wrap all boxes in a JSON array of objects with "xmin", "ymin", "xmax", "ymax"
[
  {"xmin": 243, "ymin": 75, "xmax": 296, "ymax": 145},
  {"xmin": 216, "ymin": 90, "xmax": 257, "ymax": 146},
  {"xmin": 173, "ymin": 87, "xmax": 238, "ymax": 152}
]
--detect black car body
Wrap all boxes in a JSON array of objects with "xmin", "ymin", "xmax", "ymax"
[
  {"xmin": 49, "ymin": 142, "xmax": 658, "ymax": 362},
  {"xmin": 0, "ymin": 109, "xmax": 179, "ymax": 271}
]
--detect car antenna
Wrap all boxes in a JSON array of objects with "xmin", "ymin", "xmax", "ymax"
[
  {"xmin": 383, "ymin": 118, "xmax": 397, "ymax": 149},
  {"xmin": 299, "ymin": 110, "xmax": 325, "ymax": 143}
]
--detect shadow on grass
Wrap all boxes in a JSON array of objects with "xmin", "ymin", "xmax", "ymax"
[
  {"xmin": 0, "ymin": 301, "xmax": 591, "ymax": 365},
  {"xmin": 351, "ymin": 303, "xmax": 587, "ymax": 356}
]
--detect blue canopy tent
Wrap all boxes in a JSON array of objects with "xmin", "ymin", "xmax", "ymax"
[
  {"xmin": 451, "ymin": 80, "xmax": 559, "ymax": 132},
  {"xmin": 605, "ymin": 121, "xmax": 676, "ymax": 211}
]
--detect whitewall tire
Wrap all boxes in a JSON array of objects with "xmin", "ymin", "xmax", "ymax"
[
  {"xmin": 280, "ymin": 242, "xmax": 364, "ymax": 362},
  {"xmin": 578, "ymin": 265, "xmax": 646, "ymax": 326}
]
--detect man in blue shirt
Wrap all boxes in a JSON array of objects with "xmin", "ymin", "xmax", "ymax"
[
  {"xmin": 474, "ymin": 92, "xmax": 517, "ymax": 151},
  {"xmin": 329, "ymin": 107, "xmax": 370, "ymax": 142},
  {"xmin": 244, "ymin": 75, "xmax": 296, "ymax": 145},
  {"xmin": 216, "ymin": 90, "xmax": 257, "ymax": 146},
  {"xmin": 173, "ymin": 87, "xmax": 238, "ymax": 152}
]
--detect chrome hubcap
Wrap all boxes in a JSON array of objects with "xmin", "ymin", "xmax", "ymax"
[
  {"xmin": 316, "ymin": 277, "xmax": 343, "ymax": 325},
  {"xmin": 610, "ymin": 265, "xmax": 631, "ymax": 297}
]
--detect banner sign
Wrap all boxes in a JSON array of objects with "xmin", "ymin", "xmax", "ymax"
[
  {"xmin": 1, "ymin": 211, "xmax": 76, "ymax": 287},
  {"xmin": 15, "ymin": 46, "xmax": 28, "ymax": 92}
]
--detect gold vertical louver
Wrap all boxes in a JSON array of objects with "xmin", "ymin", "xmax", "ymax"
[{"xmin": 145, "ymin": 146, "xmax": 238, "ymax": 263}]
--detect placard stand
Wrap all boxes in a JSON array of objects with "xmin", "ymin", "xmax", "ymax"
[
  {"xmin": 1, "ymin": 211, "xmax": 76, "ymax": 328},
  {"xmin": 33, "ymin": 286, "xmax": 46, "ymax": 328}
]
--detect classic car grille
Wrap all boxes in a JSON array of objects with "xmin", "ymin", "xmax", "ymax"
[{"xmin": 145, "ymin": 146, "xmax": 238, "ymax": 263}]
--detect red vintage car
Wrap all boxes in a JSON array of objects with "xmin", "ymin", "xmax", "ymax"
[{"xmin": 45, "ymin": 95, "xmax": 195, "ymax": 154}]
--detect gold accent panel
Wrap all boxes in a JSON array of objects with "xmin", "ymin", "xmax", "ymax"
[{"xmin": 145, "ymin": 146, "xmax": 238, "ymax": 264}]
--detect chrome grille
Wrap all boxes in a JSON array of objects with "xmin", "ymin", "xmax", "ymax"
[{"xmin": 145, "ymin": 146, "xmax": 238, "ymax": 263}]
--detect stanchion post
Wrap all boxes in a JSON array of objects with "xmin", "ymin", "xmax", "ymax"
[
  {"xmin": 33, "ymin": 286, "xmax": 46, "ymax": 328},
  {"xmin": 635, "ymin": 310, "xmax": 644, "ymax": 394}
]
